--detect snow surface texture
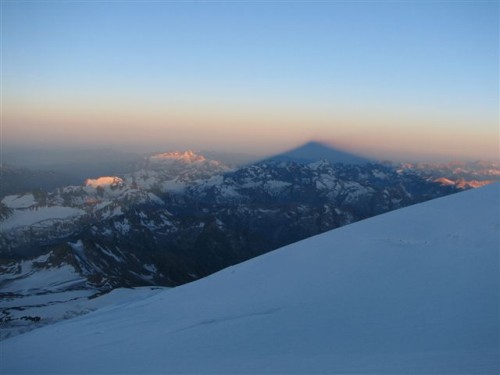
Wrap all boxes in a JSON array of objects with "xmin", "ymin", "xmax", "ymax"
[{"xmin": 2, "ymin": 184, "xmax": 499, "ymax": 374}]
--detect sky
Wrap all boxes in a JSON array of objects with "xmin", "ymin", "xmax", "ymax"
[{"xmin": 1, "ymin": 1, "xmax": 498, "ymax": 161}]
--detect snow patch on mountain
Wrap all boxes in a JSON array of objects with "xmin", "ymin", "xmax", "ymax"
[
  {"xmin": 0, "ymin": 258, "xmax": 85, "ymax": 295},
  {"xmin": 0, "ymin": 206, "xmax": 84, "ymax": 231},
  {"xmin": 0, "ymin": 287, "xmax": 168, "ymax": 341},
  {"xmin": 1, "ymin": 194, "xmax": 37, "ymax": 209}
]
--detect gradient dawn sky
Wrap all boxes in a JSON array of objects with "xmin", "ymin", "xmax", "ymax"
[{"xmin": 2, "ymin": 1, "xmax": 498, "ymax": 160}]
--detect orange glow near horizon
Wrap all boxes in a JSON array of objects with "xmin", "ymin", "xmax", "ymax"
[
  {"xmin": 3, "ymin": 93, "xmax": 498, "ymax": 161},
  {"xmin": 2, "ymin": 1, "xmax": 498, "ymax": 163}
]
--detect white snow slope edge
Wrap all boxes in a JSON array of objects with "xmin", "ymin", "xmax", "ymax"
[{"xmin": 2, "ymin": 184, "xmax": 499, "ymax": 374}]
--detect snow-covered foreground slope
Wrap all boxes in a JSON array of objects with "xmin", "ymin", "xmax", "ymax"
[{"xmin": 2, "ymin": 184, "xmax": 499, "ymax": 374}]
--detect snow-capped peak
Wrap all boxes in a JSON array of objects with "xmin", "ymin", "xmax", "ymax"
[
  {"xmin": 85, "ymin": 176, "xmax": 124, "ymax": 188},
  {"xmin": 149, "ymin": 150, "xmax": 206, "ymax": 164}
]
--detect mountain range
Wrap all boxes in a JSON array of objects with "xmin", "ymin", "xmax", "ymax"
[
  {"xmin": 2, "ymin": 183, "xmax": 498, "ymax": 374},
  {"xmin": 1, "ymin": 142, "xmax": 497, "ymax": 340}
]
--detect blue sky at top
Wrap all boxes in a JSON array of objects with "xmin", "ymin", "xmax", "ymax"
[{"xmin": 2, "ymin": 1, "xmax": 498, "ymax": 159}]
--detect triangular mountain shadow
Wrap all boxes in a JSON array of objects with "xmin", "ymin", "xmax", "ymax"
[{"xmin": 262, "ymin": 141, "xmax": 373, "ymax": 165}]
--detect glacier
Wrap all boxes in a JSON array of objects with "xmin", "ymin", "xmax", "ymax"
[{"xmin": 1, "ymin": 184, "xmax": 498, "ymax": 374}]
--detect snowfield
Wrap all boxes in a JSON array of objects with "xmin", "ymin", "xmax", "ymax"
[
  {"xmin": 0, "ymin": 287, "xmax": 168, "ymax": 341},
  {"xmin": 1, "ymin": 194, "xmax": 37, "ymax": 209},
  {"xmin": 1, "ymin": 184, "xmax": 499, "ymax": 374},
  {"xmin": 0, "ymin": 206, "xmax": 84, "ymax": 231}
]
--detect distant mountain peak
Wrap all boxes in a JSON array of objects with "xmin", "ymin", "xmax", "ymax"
[
  {"xmin": 149, "ymin": 150, "xmax": 206, "ymax": 164},
  {"xmin": 266, "ymin": 141, "xmax": 372, "ymax": 165},
  {"xmin": 85, "ymin": 176, "xmax": 124, "ymax": 188}
]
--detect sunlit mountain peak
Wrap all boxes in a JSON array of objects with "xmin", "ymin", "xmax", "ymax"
[
  {"xmin": 85, "ymin": 176, "xmax": 124, "ymax": 188},
  {"xmin": 149, "ymin": 150, "xmax": 206, "ymax": 164}
]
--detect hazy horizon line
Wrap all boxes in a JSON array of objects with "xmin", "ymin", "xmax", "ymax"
[{"xmin": 2, "ymin": 139, "xmax": 498, "ymax": 166}]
